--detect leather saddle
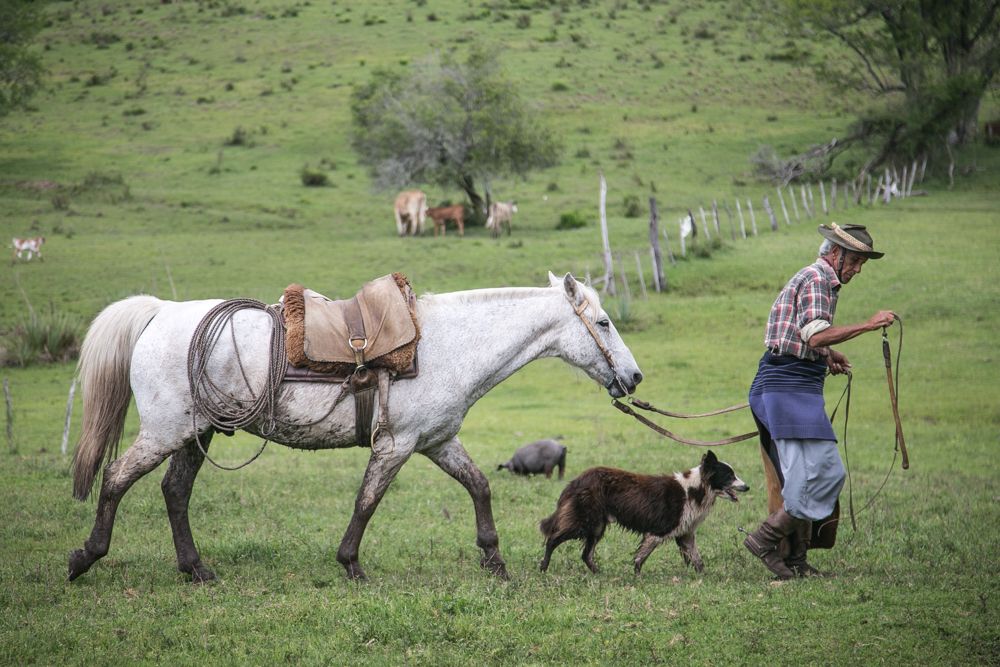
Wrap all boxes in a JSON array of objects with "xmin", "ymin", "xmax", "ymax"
[{"xmin": 282, "ymin": 272, "xmax": 420, "ymax": 381}]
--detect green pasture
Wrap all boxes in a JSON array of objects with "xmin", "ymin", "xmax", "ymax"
[{"xmin": 2, "ymin": 1, "xmax": 999, "ymax": 664}]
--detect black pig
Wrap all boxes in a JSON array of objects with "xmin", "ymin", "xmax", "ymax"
[{"xmin": 497, "ymin": 439, "xmax": 567, "ymax": 479}]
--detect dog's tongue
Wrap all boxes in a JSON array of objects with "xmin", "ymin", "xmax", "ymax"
[{"xmin": 724, "ymin": 489, "xmax": 739, "ymax": 502}]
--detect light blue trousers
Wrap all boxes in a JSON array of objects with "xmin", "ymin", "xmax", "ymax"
[{"xmin": 774, "ymin": 438, "xmax": 846, "ymax": 521}]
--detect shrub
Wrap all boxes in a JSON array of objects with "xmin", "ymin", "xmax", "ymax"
[
  {"xmin": 623, "ymin": 194, "xmax": 642, "ymax": 218},
  {"xmin": 2, "ymin": 305, "xmax": 83, "ymax": 367},
  {"xmin": 516, "ymin": 14, "xmax": 531, "ymax": 29},
  {"xmin": 551, "ymin": 81, "xmax": 569, "ymax": 91},
  {"xmin": 224, "ymin": 126, "xmax": 252, "ymax": 146},
  {"xmin": 300, "ymin": 165, "xmax": 329, "ymax": 187},
  {"xmin": 556, "ymin": 211, "xmax": 588, "ymax": 230}
]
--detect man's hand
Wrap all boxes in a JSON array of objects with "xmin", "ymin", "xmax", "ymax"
[
  {"xmin": 827, "ymin": 349, "xmax": 851, "ymax": 375},
  {"xmin": 866, "ymin": 310, "xmax": 896, "ymax": 331}
]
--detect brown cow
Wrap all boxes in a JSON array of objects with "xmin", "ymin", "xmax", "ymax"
[
  {"xmin": 394, "ymin": 190, "xmax": 428, "ymax": 237},
  {"xmin": 426, "ymin": 204, "xmax": 465, "ymax": 237}
]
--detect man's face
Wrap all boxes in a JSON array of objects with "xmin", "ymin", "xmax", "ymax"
[{"xmin": 835, "ymin": 247, "xmax": 868, "ymax": 283}]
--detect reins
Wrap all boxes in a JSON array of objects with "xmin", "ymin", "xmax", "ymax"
[{"xmin": 611, "ymin": 398, "xmax": 759, "ymax": 447}]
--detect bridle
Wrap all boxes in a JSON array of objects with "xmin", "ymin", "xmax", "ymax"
[{"xmin": 567, "ymin": 293, "xmax": 630, "ymax": 397}]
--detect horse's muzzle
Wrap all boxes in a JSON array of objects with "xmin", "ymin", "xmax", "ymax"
[{"xmin": 606, "ymin": 371, "xmax": 642, "ymax": 397}]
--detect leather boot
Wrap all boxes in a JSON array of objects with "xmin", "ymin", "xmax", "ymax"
[
  {"xmin": 786, "ymin": 518, "xmax": 824, "ymax": 577},
  {"xmin": 743, "ymin": 509, "xmax": 797, "ymax": 580}
]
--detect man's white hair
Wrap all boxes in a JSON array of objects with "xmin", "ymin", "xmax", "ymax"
[{"xmin": 819, "ymin": 239, "xmax": 836, "ymax": 257}]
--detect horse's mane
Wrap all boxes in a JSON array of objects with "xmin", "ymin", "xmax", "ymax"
[{"xmin": 415, "ymin": 283, "xmax": 601, "ymax": 317}]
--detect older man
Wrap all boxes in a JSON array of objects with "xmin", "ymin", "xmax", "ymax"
[{"xmin": 744, "ymin": 223, "xmax": 895, "ymax": 579}]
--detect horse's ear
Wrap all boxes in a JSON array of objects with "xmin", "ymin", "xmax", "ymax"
[
  {"xmin": 562, "ymin": 273, "xmax": 583, "ymax": 305},
  {"xmin": 548, "ymin": 271, "xmax": 560, "ymax": 287}
]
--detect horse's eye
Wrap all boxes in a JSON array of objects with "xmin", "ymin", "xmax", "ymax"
[{"xmin": 597, "ymin": 319, "xmax": 610, "ymax": 329}]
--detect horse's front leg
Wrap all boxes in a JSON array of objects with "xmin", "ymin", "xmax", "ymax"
[
  {"xmin": 422, "ymin": 437, "xmax": 509, "ymax": 580},
  {"xmin": 336, "ymin": 441, "xmax": 414, "ymax": 581},
  {"xmin": 161, "ymin": 434, "xmax": 215, "ymax": 582}
]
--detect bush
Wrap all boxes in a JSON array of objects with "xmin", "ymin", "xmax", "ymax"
[
  {"xmin": 623, "ymin": 194, "xmax": 642, "ymax": 218},
  {"xmin": 300, "ymin": 165, "xmax": 329, "ymax": 187},
  {"xmin": 556, "ymin": 211, "xmax": 588, "ymax": 230},
  {"xmin": 2, "ymin": 305, "xmax": 83, "ymax": 367},
  {"xmin": 224, "ymin": 126, "xmax": 253, "ymax": 147}
]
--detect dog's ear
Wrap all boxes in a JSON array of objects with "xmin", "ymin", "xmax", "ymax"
[{"xmin": 700, "ymin": 450, "xmax": 718, "ymax": 477}]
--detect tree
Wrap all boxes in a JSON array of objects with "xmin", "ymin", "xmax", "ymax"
[
  {"xmin": 350, "ymin": 47, "xmax": 561, "ymax": 217},
  {"xmin": 764, "ymin": 0, "xmax": 999, "ymax": 176},
  {"xmin": 0, "ymin": 1, "xmax": 45, "ymax": 116}
]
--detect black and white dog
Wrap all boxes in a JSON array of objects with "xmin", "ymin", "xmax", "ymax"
[{"xmin": 539, "ymin": 451, "xmax": 748, "ymax": 574}]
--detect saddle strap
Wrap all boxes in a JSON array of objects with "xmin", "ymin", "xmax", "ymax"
[
  {"xmin": 345, "ymin": 296, "xmax": 368, "ymax": 367},
  {"xmin": 352, "ymin": 369, "xmax": 378, "ymax": 446}
]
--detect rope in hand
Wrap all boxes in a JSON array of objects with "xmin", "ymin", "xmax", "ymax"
[
  {"xmin": 187, "ymin": 298, "xmax": 288, "ymax": 470},
  {"xmin": 832, "ymin": 313, "xmax": 907, "ymax": 531}
]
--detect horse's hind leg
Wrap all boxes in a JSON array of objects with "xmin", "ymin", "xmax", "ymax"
[
  {"xmin": 423, "ymin": 437, "xmax": 509, "ymax": 580},
  {"xmin": 161, "ymin": 433, "xmax": 215, "ymax": 582},
  {"xmin": 68, "ymin": 434, "xmax": 174, "ymax": 581}
]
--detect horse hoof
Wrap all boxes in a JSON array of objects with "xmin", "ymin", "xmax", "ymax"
[
  {"xmin": 481, "ymin": 556, "xmax": 510, "ymax": 580},
  {"xmin": 68, "ymin": 549, "xmax": 92, "ymax": 581},
  {"xmin": 343, "ymin": 563, "xmax": 368, "ymax": 581},
  {"xmin": 189, "ymin": 564, "xmax": 217, "ymax": 584}
]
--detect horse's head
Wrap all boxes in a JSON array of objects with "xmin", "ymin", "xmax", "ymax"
[{"xmin": 548, "ymin": 271, "xmax": 643, "ymax": 398}]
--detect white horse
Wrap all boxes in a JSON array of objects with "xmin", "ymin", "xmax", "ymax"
[{"xmin": 68, "ymin": 273, "xmax": 642, "ymax": 583}]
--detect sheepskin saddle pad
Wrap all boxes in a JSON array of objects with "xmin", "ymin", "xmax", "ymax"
[{"xmin": 283, "ymin": 273, "xmax": 420, "ymax": 376}]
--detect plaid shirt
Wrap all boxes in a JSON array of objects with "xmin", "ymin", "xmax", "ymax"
[{"xmin": 764, "ymin": 259, "xmax": 840, "ymax": 361}]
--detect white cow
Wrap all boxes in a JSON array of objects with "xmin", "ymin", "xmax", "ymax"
[
  {"xmin": 12, "ymin": 236, "xmax": 45, "ymax": 263},
  {"xmin": 486, "ymin": 201, "xmax": 518, "ymax": 238},
  {"xmin": 394, "ymin": 190, "xmax": 428, "ymax": 237}
]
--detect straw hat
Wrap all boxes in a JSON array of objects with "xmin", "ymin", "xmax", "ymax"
[{"xmin": 818, "ymin": 223, "xmax": 884, "ymax": 259}]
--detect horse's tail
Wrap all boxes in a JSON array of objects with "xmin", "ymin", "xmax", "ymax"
[{"xmin": 72, "ymin": 296, "xmax": 165, "ymax": 500}]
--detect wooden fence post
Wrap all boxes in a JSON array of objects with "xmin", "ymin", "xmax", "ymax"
[
  {"xmin": 763, "ymin": 195, "xmax": 778, "ymax": 231},
  {"xmin": 789, "ymin": 185, "xmax": 800, "ymax": 220},
  {"xmin": 723, "ymin": 201, "xmax": 736, "ymax": 240},
  {"xmin": 800, "ymin": 185, "xmax": 811, "ymax": 218},
  {"xmin": 883, "ymin": 169, "xmax": 891, "ymax": 203},
  {"xmin": 867, "ymin": 173, "xmax": 873, "ymax": 204},
  {"xmin": 831, "ymin": 179, "xmax": 838, "ymax": 209},
  {"xmin": 662, "ymin": 228, "xmax": 676, "ymax": 265},
  {"xmin": 634, "ymin": 251, "xmax": 647, "ymax": 299},
  {"xmin": 807, "ymin": 184, "xmax": 816, "ymax": 214},
  {"xmin": 61, "ymin": 377, "xmax": 77, "ymax": 456},
  {"xmin": 820, "ymin": 180, "xmax": 828, "ymax": 215},
  {"xmin": 900, "ymin": 166, "xmax": 908, "ymax": 198},
  {"xmin": 678, "ymin": 218, "xmax": 687, "ymax": 258},
  {"xmin": 747, "ymin": 198, "xmax": 758, "ymax": 236},
  {"xmin": 698, "ymin": 206, "xmax": 711, "ymax": 240},
  {"xmin": 618, "ymin": 257, "xmax": 631, "ymax": 301},
  {"xmin": 648, "ymin": 197, "xmax": 665, "ymax": 292},
  {"xmin": 736, "ymin": 199, "xmax": 747, "ymax": 239},
  {"xmin": 777, "ymin": 187, "xmax": 790, "ymax": 225},
  {"xmin": 907, "ymin": 160, "xmax": 918, "ymax": 196},
  {"xmin": 711, "ymin": 200, "xmax": 721, "ymax": 236},
  {"xmin": 3, "ymin": 378, "xmax": 13, "ymax": 454},
  {"xmin": 919, "ymin": 155, "xmax": 928, "ymax": 182},
  {"xmin": 599, "ymin": 173, "xmax": 615, "ymax": 295}
]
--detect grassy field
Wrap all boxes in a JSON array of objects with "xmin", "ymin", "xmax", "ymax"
[{"xmin": 2, "ymin": 1, "xmax": 999, "ymax": 665}]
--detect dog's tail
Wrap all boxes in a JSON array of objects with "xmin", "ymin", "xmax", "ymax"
[{"xmin": 539, "ymin": 513, "xmax": 557, "ymax": 537}]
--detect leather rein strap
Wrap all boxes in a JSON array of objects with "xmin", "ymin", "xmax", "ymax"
[
  {"xmin": 571, "ymin": 297, "xmax": 628, "ymax": 396},
  {"xmin": 612, "ymin": 398, "xmax": 758, "ymax": 447}
]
